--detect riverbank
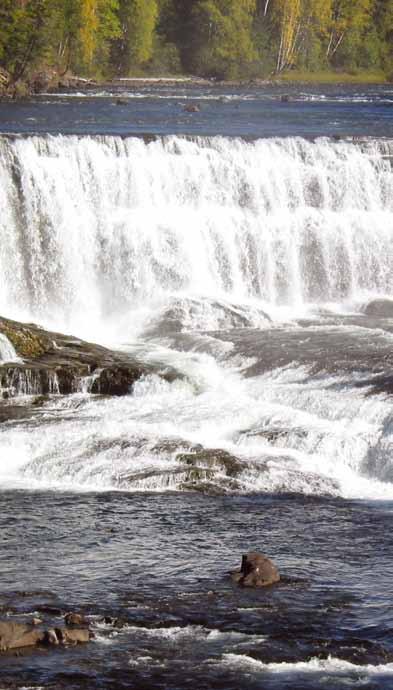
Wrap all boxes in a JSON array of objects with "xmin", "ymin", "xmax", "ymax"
[
  {"xmin": 0, "ymin": 67, "xmax": 390, "ymax": 100},
  {"xmin": 276, "ymin": 70, "xmax": 388, "ymax": 84}
]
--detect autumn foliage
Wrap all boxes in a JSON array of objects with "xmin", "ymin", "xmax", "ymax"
[{"xmin": 0, "ymin": 0, "xmax": 391, "ymax": 81}]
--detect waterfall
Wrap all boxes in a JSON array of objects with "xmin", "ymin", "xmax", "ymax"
[
  {"xmin": 0, "ymin": 333, "xmax": 20, "ymax": 363},
  {"xmin": 0, "ymin": 134, "xmax": 392, "ymax": 330}
]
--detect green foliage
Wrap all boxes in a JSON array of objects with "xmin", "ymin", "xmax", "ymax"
[
  {"xmin": 116, "ymin": 0, "xmax": 158, "ymax": 71},
  {"xmin": 188, "ymin": 0, "xmax": 257, "ymax": 79},
  {"xmin": 0, "ymin": 0, "xmax": 391, "ymax": 82}
]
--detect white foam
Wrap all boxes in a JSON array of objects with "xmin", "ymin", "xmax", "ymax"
[
  {"xmin": 0, "ymin": 333, "xmax": 21, "ymax": 363},
  {"xmin": 221, "ymin": 653, "xmax": 393, "ymax": 677}
]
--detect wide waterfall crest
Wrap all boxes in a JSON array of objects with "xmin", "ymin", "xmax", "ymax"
[{"xmin": 0, "ymin": 134, "xmax": 392, "ymax": 331}]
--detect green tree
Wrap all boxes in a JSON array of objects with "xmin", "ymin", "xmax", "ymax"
[
  {"xmin": 189, "ymin": 0, "xmax": 257, "ymax": 79},
  {"xmin": 117, "ymin": 0, "xmax": 158, "ymax": 71}
]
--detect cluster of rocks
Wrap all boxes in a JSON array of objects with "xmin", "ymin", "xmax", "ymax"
[{"xmin": 0, "ymin": 613, "xmax": 92, "ymax": 653}]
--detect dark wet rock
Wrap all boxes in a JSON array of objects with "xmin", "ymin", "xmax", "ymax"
[
  {"xmin": 64, "ymin": 612, "xmax": 86, "ymax": 626},
  {"xmin": 231, "ymin": 552, "xmax": 280, "ymax": 588},
  {"xmin": 280, "ymin": 94, "xmax": 291, "ymax": 103},
  {"xmin": 118, "ymin": 466, "xmax": 216, "ymax": 489},
  {"xmin": 56, "ymin": 627, "xmax": 92, "ymax": 644},
  {"xmin": 183, "ymin": 104, "xmax": 200, "ymax": 112},
  {"xmin": 0, "ymin": 404, "xmax": 41, "ymax": 424},
  {"xmin": 179, "ymin": 478, "xmax": 242, "ymax": 496},
  {"xmin": 0, "ymin": 315, "xmax": 181, "ymax": 398},
  {"xmin": 101, "ymin": 616, "xmax": 127, "ymax": 629},
  {"xmin": 90, "ymin": 366, "xmax": 141, "ymax": 396},
  {"xmin": 115, "ymin": 97, "xmax": 128, "ymax": 105},
  {"xmin": 31, "ymin": 395, "xmax": 50, "ymax": 407},
  {"xmin": 362, "ymin": 298, "xmax": 393, "ymax": 318},
  {"xmin": 0, "ymin": 621, "xmax": 44, "ymax": 651}
]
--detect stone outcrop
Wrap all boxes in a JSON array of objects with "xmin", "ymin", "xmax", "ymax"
[
  {"xmin": 0, "ymin": 619, "xmax": 92, "ymax": 652},
  {"xmin": 231, "ymin": 552, "xmax": 280, "ymax": 588},
  {"xmin": 0, "ymin": 621, "xmax": 44, "ymax": 651},
  {"xmin": 0, "ymin": 315, "xmax": 180, "ymax": 399},
  {"xmin": 64, "ymin": 612, "xmax": 87, "ymax": 626}
]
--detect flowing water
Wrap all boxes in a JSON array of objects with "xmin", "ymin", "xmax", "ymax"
[{"xmin": 1, "ymin": 85, "xmax": 393, "ymax": 689}]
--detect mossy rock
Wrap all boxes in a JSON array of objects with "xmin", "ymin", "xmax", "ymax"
[
  {"xmin": 0, "ymin": 320, "xmax": 49, "ymax": 359},
  {"xmin": 176, "ymin": 448, "xmax": 243, "ymax": 478}
]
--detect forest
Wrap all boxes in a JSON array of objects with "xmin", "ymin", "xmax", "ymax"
[{"xmin": 0, "ymin": 0, "xmax": 392, "ymax": 84}]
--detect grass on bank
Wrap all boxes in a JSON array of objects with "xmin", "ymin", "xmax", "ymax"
[{"xmin": 276, "ymin": 70, "xmax": 388, "ymax": 84}]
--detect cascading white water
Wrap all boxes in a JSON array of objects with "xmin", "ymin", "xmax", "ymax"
[
  {"xmin": 0, "ymin": 135, "xmax": 392, "ymax": 333},
  {"xmin": 1, "ymin": 133, "xmax": 393, "ymax": 498}
]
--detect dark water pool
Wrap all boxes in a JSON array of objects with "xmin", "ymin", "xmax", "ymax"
[{"xmin": 1, "ymin": 490, "xmax": 393, "ymax": 689}]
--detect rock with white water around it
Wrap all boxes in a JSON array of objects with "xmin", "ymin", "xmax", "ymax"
[
  {"xmin": 0, "ymin": 315, "xmax": 181, "ymax": 400},
  {"xmin": 56, "ymin": 627, "xmax": 92, "ymax": 644},
  {"xmin": 64, "ymin": 612, "xmax": 86, "ymax": 626},
  {"xmin": 231, "ymin": 552, "xmax": 280, "ymax": 588},
  {"xmin": 363, "ymin": 299, "xmax": 393, "ymax": 318}
]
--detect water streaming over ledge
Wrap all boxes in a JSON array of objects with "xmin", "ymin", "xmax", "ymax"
[
  {"xmin": 0, "ymin": 135, "xmax": 392, "ymax": 331},
  {"xmin": 1, "ymin": 134, "xmax": 393, "ymax": 499}
]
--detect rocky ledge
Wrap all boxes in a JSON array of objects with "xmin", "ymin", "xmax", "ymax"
[{"xmin": 0, "ymin": 316, "xmax": 179, "ymax": 399}]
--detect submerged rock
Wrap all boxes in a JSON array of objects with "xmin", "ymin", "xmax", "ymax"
[
  {"xmin": 231, "ymin": 552, "xmax": 280, "ymax": 588},
  {"xmin": 183, "ymin": 104, "xmax": 200, "ymax": 113},
  {"xmin": 362, "ymin": 299, "xmax": 393, "ymax": 318},
  {"xmin": 0, "ymin": 315, "xmax": 180, "ymax": 399}
]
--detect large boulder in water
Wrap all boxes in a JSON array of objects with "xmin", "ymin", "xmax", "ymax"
[
  {"xmin": 362, "ymin": 299, "xmax": 393, "ymax": 318},
  {"xmin": 231, "ymin": 552, "xmax": 280, "ymax": 588},
  {"xmin": 0, "ymin": 621, "xmax": 44, "ymax": 650}
]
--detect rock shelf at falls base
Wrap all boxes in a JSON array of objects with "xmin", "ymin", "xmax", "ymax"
[{"xmin": 0, "ymin": 315, "xmax": 179, "ymax": 399}]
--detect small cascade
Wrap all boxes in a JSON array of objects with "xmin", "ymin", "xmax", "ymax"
[{"xmin": 0, "ymin": 333, "xmax": 21, "ymax": 363}]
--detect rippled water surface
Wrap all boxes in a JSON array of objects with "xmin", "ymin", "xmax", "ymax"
[
  {"xmin": 0, "ymin": 83, "xmax": 392, "ymax": 138},
  {"xmin": 2, "ymin": 490, "xmax": 393, "ymax": 689}
]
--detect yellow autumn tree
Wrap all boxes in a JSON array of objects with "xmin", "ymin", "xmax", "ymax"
[
  {"xmin": 79, "ymin": 0, "xmax": 99, "ymax": 66},
  {"xmin": 273, "ymin": 0, "xmax": 302, "ymax": 72}
]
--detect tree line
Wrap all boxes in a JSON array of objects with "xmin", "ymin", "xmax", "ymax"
[{"xmin": 0, "ymin": 0, "xmax": 392, "ymax": 82}]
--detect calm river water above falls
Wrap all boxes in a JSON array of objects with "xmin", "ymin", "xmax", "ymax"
[{"xmin": 1, "ymin": 84, "xmax": 393, "ymax": 689}]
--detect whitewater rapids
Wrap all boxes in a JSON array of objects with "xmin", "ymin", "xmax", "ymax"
[{"xmin": 1, "ymin": 134, "xmax": 393, "ymax": 500}]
